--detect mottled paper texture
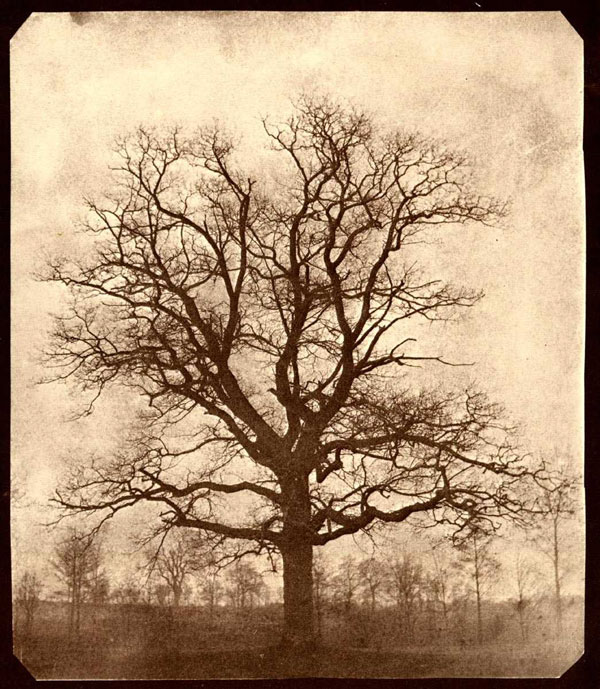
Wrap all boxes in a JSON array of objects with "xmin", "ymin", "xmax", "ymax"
[{"xmin": 11, "ymin": 12, "xmax": 583, "ymax": 679}]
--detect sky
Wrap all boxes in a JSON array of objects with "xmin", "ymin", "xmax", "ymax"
[{"xmin": 11, "ymin": 12, "xmax": 584, "ymax": 597}]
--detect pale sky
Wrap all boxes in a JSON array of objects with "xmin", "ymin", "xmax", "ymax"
[{"xmin": 11, "ymin": 12, "xmax": 584, "ymax": 594}]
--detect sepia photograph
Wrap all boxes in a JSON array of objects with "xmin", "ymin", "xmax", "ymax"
[{"xmin": 11, "ymin": 11, "xmax": 584, "ymax": 679}]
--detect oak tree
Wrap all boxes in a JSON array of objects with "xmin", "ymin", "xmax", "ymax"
[{"xmin": 46, "ymin": 96, "xmax": 543, "ymax": 649}]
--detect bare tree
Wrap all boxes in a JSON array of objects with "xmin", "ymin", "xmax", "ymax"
[
  {"xmin": 357, "ymin": 556, "xmax": 386, "ymax": 614},
  {"xmin": 331, "ymin": 555, "xmax": 361, "ymax": 616},
  {"xmin": 52, "ymin": 528, "xmax": 102, "ymax": 638},
  {"xmin": 14, "ymin": 572, "xmax": 43, "ymax": 655},
  {"xmin": 149, "ymin": 530, "xmax": 202, "ymax": 608},
  {"xmin": 45, "ymin": 95, "xmax": 545, "ymax": 649},
  {"xmin": 198, "ymin": 560, "xmax": 223, "ymax": 623},
  {"xmin": 226, "ymin": 560, "xmax": 265, "ymax": 611},
  {"xmin": 86, "ymin": 551, "xmax": 109, "ymax": 632},
  {"xmin": 428, "ymin": 543, "xmax": 451, "ymax": 635},
  {"xmin": 387, "ymin": 553, "xmax": 423, "ymax": 643},
  {"xmin": 511, "ymin": 552, "xmax": 537, "ymax": 642},
  {"xmin": 455, "ymin": 530, "xmax": 499, "ymax": 644},
  {"xmin": 532, "ymin": 469, "xmax": 577, "ymax": 634},
  {"xmin": 88, "ymin": 565, "xmax": 110, "ymax": 606}
]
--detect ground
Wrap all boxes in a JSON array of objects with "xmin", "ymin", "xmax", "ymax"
[{"xmin": 13, "ymin": 600, "xmax": 583, "ymax": 679}]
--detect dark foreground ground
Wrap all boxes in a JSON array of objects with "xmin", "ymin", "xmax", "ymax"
[
  {"xmin": 18, "ymin": 640, "xmax": 582, "ymax": 679},
  {"xmin": 14, "ymin": 600, "xmax": 583, "ymax": 679}
]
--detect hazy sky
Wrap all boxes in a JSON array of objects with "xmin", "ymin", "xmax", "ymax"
[{"xmin": 11, "ymin": 12, "xmax": 583, "ymax": 591}]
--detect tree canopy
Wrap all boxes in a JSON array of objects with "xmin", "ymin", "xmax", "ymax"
[{"xmin": 44, "ymin": 96, "xmax": 547, "ymax": 646}]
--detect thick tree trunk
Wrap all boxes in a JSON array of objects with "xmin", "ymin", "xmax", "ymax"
[
  {"xmin": 280, "ymin": 472, "xmax": 315, "ymax": 650},
  {"xmin": 281, "ymin": 542, "xmax": 314, "ymax": 649}
]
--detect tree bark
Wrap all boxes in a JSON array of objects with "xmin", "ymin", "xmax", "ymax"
[
  {"xmin": 281, "ymin": 542, "xmax": 314, "ymax": 649},
  {"xmin": 280, "ymin": 472, "xmax": 315, "ymax": 650}
]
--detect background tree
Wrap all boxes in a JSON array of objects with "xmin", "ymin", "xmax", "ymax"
[
  {"xmin": 86, "ymin": 550, "xmax": 110, "ymax": 632},
  {"xmin": 46, "ymin": 95, "xmax": 545, "ymax": 649},
  {"xmin": 198, "ymin": 559, "xmax": 223, "ymax": 623},
  {"xmin": 88, "ymin": 565, "xmax": 110, "ymax": 606},
  {"xmin": 331, "ymin": 555, "xmax": 361, "ymax": 617},
  {"xmin": 455, "ymin": 530, "xmax": 499, "ymax": 644},
  {"xmin": 511, "ymin": 552, "xmax": 537, "ymax": 642},
  {"xmin": 53, "ymin": 528, "xmax": 102, "ymax": 638},
  {"xmin": 532, "ymin": 469, "xmax": 577, "ymax": 634},
  {"xmin": 428, "ymin": 542, "xmax": 452, "ymax": 635},
  {"xmin": 14, "ymin": 572, "xmax": 43, "ymax": 656},
  {"xmin": 112, "ymin": 578, "xmax": 142, "ymax": 606},
  {"xmin": 148, "ymin": 530, "xmax": 202, "ymax": 608},
  {"xmin": 357, "ymin": 555, "xmax": 386, "ymax": 615},
  {"xmin": 312, "ymin": 550, "xmax": 332, "ymax": 640},
  {"xmin": 226, "ymin": 560, "xmax": 265, "ymax": 611},
  {"xmin": 387, "ymin": 553, "xmax": 424, "ymax": 643}
]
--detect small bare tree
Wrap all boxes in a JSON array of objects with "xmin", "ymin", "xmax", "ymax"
[
  {"xmin": 532, "ymin": 469, "xmax": 578, "ymax": 634},
  {"xmin": 455, "ymin": 530, "xmax": 499, "ymax": 644},
  {"xmin": 226, "ymin": 560, "xmax": 265, "ymax": 611},
  {"xmin": 331, "ymin": 555, "xmax": 361, "ymax": 616},
  {"xmin": 511, "ymin": 552, "xmax": 537, "ymax": 642},
  {"xmin": 387, "ymin": 553, "xmax": 423, "ymax": 643},
  {"xmin": 357, "ymin": 556, "xmax": 386, "ymax": 614},
  {"xmin": 428, "ymin": 543, "xmax": 451, "ymax": 635},
  {"xmin": 52, "ymin": 528, "xmax": 102, "ymax": 638},
  {"xmin": 149, "ymin": 531, "xmax": 202, "ymax": 608},
  {"xmin": 14, "ymin": 572, "xmax": 43, "ymax": 655},
  {"xmin": 198, "ymin": 560, "xmax": 223, "ymax": 623},
  {"xmin": 312, "ymin": 550, "xmax": 332, "ymax": 639}
]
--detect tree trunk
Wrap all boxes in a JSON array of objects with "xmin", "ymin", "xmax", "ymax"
[
  {"xmin": 281, "ymin": 541, "xmax": 314, "ymax": 649},
  {"xmin": 280, "ymin": 472, "xmax": 315, "ymax": 650}
]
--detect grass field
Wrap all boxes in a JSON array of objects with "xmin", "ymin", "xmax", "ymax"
[{"xmin": 14, "ymin": 600, "xmax": 583, "ymax": 679}]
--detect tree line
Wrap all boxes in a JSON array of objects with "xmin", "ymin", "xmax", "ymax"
[{"xmin": 14, "ymin": 467, "xmax": 578, "ymax": 658}]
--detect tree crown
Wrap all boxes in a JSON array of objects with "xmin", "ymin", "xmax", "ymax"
[{"xmin": 45, "ymin": 96, "xmax": 543, "ymax": 552}]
